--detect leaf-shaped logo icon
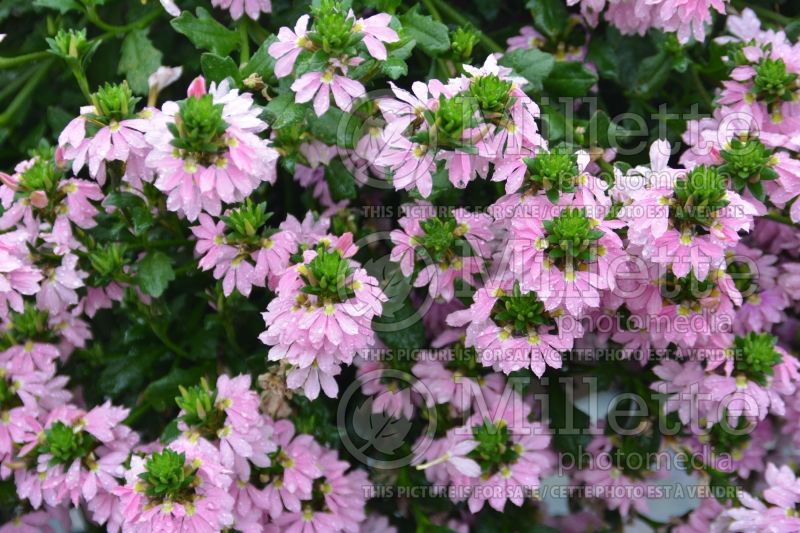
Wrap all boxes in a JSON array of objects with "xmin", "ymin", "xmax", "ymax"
[{"xmin": 353, "ymin": 397, "xmax": 412, "ymax": 455}]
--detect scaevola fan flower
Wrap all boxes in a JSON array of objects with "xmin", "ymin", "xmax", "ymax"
[
  {"xmin": 259, "ymin": 233, "xmax": 387, "ymax": 399},
  {"xmin": 58, "ymin": 82, "xmax": 151, "ymax": 185},
  {"xmin": 145, "ymin": 76, "xmax": 278, "ymax": 221}
]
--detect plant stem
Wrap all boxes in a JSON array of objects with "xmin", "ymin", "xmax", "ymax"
[
  {"xmin": 86, "ymin": 7, "xmax": 162, "ymax": 35},
  {"xmin": 690, "ymin": 65, "xmax": 713, "ymax": 110},
  {"xmin": 0, "ymin": 50, "xmax": 51, "ymax": 70},
  {"xmin": 239, "ymin": 20, "xmax": 250, "ymax": 67},
  {"xmin": 0, "ymin": 59, "xmax": 54, "ymax": 126},
  {"xmin": 427, "ymin": 0, "xmax": 504, "ymax": 54},
  {"xmin": 766, "ymin": 211, "xmax": 796, "ymax": 227}
]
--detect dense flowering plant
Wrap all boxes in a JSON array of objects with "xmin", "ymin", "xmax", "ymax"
[{"xmin": 1, "ymin": 0, "xmax": 800, "ymax": 531}]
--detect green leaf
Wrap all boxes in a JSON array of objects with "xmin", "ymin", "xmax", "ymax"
[
  {"xmin": 170, "ymin": 8, "xmax": 240, "ymax": 56},
  {"xmin": 118, "ymin": 29, "xmax": 163, "ymax": 95},
  {"xmin": 143, "ymin": 366, "xmax": 205, "ymax": 411},
  {"xmin": 325, "ymin": 158, "xmax": 357, "ymax": 201},
  {"xmin": 242, "ymin": 35, "xmax": 277, "ymax": 78},
  {"xmin": 543, "ymin": 61, "xmax": 597, "ymax": 97},
  {"xmin": 587, "ymin": 110, "xmax": 612, "ymax": 147},
  {"xmin": 498, "ymin": 48, "xmax": 555, "ymax": 92},
  {"xmin": 33, "ymin": 0, "xmax": 80, "ymax": 12},
  {"xmin": 540, "ymin": 105, "xmax": 566, "ymax": 142},
  {"xmin": 400, "ymin": 6, "xmax": 450, "ymax": 56},
  {"xmin": 526, "ymin": 0, "xmax": 568, "ymax": 40},
  {"xmin": 137, "ymin": 251, "xmax": 176, "ymax": 298},
  {"xmin": 200, "ymin": 52, "xmax": 240, "ymax": 83},
  {"xmin": 104, "ymin": 192, "xmax": 153, "ymax": 235},
  {"xmin": 786, "ymin": 20, "xmax": 800, "ymax": 43},
  {"xmin": 635, "ymin": 50, "xmax": 671, "ymax": 97},
  {"xmin": 548, "ymin": 379, "xmax": 591, "ymax": 457},
  {"xmin": 381, "ymin": 56, "xmax": 408, "ymax": 80},
  {"xmin": 262, "ymin": 92, "xmax": 307, "ymax": 129},
  {"xmin": 375, "ymin": 300, "xmax": 426, "ymax": 351}
]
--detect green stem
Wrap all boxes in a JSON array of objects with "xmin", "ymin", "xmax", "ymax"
[
  {"xmin": 148, "ymin": 318, "xmax": 190, "ymax": 359},
  {"xmin": 123, "ymin": 402, "xmax": 152, "ymax": 425},
  {"xmin": 766, "ymin": 210, "xmax": 796, "ymax": 227},
  {"xmin": 239, "ymin": 20, "xmax": 250, "ymax": 67},
  {"xmin": 427, "ymin": 0, "xmax": 504, "ymax": 54},
  {"xmin": 420, "ymin": 0, "xmax": 443, "ymax": 21},
  {"xmin": 0, "ymin": 50, "xmax": 51, "ymax": 70},
  {"xmin": 86, "ymin": 7, "xmax": 162, "ymax": 35},
  {"xmin": 0, "ymin": 59, "xmax": 54, "ymax": 126},
  {"xmin": 690, "ymin": 65, "xmax": 713, "ymax": 110}
]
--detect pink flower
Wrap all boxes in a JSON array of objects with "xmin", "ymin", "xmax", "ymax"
[
  {"xmin": 36, "ymin": 253, "xmax": 87, "ymax": 314},
  {"xmin": 354, "ymin": 13, "xmax": 399, "ymax": 60},
  {"xmin": 211, "ymin": 0, "xmax": 271, "ymax": 20},
  {"xmin": 146, "ymin": 77, "xmax": 279, "ymax": 221},
  {"xmin": 291, "ymin": 62, "xmax": 366, "ymax": 116},
  {"xmin": 269, "ymin": 15, "xmax": 311, "ymax": 78}
]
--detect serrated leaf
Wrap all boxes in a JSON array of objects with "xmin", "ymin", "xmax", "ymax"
[
  {"xmin": 263, "ymin": 92, "xmax": 306, "ymax": 129},
  {"xmin": 526, "ymin": 0, "xmax": 568, "ymax": 40},
  {"xmin": 325, "ymin": 158, "xmax": 357, "ymax": 201},
  {"xmin": 118, "ymin": 29, "xmax": 163, "ymax": 95},
  {"xmin": 137, "ymin": 251, "xmax": 175, "ymax": 298},
  {"xmin": 498, "ymin": 48, "xmax": 555, "ymax": 92},
  {"xmin": 143, "ymin": 366, "xmax": 205, "ymax": 411},
  {"xmin": 200, "ymin": 52, "xmax": 240, "ymax": 83},
  {"xmin": 242, "ymin": 34, "xmax": 277, "ymax": 78},
  {"xmin": 543, "ymin": 61, "xmax": 597, "ymax": 97},
  {"xmin": 170, "ymin": 8, "xmax": 240, "ymax": 56},
  {"xmin": 588, "ymin": 110, "xmax": 612, "ymax": 147},
  {"xmin": 400, "ymin": 6, "xmax": 450, "ymax": 56},
  {"xmin": 381, "ymin": 57, "xmax": 408, "ymax": 80}
]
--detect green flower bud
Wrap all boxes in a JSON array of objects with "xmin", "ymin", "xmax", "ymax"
[
  {"xmin": 733, "ymin": 332, "xmax": 782, "ymax": 385},
  {"xmin": 417, "ymin": 214, "xmax": 459, "ymax": 264},
  {"xmin": 300, "ymin": 245, "xmax": 354, "ymax": 302},
  {"xmin": 672, "ymin": 165, "xmax": 729, "ymax": 229},
  {"xmin": 310, "ymin": 0, "xmax": 357, "ymax": 54},
  {"xmin": 175, "ymin": 378, "xmax": 225, "ymax": 435},
  {"xmin": 753, "ymin": 58, "xmax": 798, "ymax": 106},
  {"xmin": 90, "ymin": 82, "xmax": 140, "ymax": 124},
  {"xmin": 433, "ymin": 95, "xmax": 476, "ymax": 146},
  {"xmin": 41, "ymin": 421, "xmax": 97, "ymax": 466},
  {"xmin": 47, "ymin": 29, "xmax": 93, "ymax": 61},
  {"xmin": 490, "ymin": 283, "xmax": 552, "ymax": 335},
  {"xmin": 89, "ymin": 243, "xmax": 128, "ymax": 285},
  {"xmin": 468, "ymin": 74, "xmax": 512, "ymax": 115},
  {"xmin": 140, "ymin": 449, "xmax": 198, "ymax": 501},
  {"xmin": 169, "ymin": 95, "xmax": 229, "ymax": 162},
  {"xmin": 659, "ymin": 269, "xmax": 715, "ymax": 304},
  {"xmin": 469, "ymin": 419, "xmax": 520, "ymax": 476},
  {"xmin": 19, "ymin": 155, "xmax": 60, "ymax": 194},
  {"xmin": 543, "ymin": 207, "xmax": 604, "ymax": 268},
  {"xmin": 222, "ymin": 199, "xmax": 272, "ymax": 243},
  {"xmin": 451, "ymin": 26, "xmax": 480, "ymax": 62},
  {"xmin": 718, "ymin": 136, "xmax": 778, "ymax": 201},
  {"xmin": 524, "ymin": 150, "xmax": 579, "ymax": 202}
]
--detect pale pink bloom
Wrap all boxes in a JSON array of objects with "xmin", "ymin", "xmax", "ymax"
[
  {"xmin": 146, "ymin": 78, "xmax": 278, "ymax": 221},
  {"xmin": 260, "ymin": 420, "xmax": 323, "ymax": 518},
  {"xmin": 114, "ymin": 438, "xmax": 235, "ymax": 533},
  {"xmin": 354, "ymin": 13, "xmax": 399, "ymax": 60},
  {"xmin": 0, "ymin": 241, "xmax": 41, "ymax": 317},
  {"xmin": 36, "ymin": 253, "xmax": 87, "ymax": 314},
  {"xmin": 148, "ymin": 66, "xmax": 183, "ymax": 95},
  {"xmin": 269, "ymin": 15, "xmax": 311, "ymax": 78},
  {"xmin": 212, "ymin": 0, "xmax": 271, "ymax": 20},
  {"xmin": 58, "ymin": 106, "xmax": 150, "ymax": 185},
  {"xmin": 291, "ymin": 62, "xmax": 366, "ymax": 116},
  {"xmin": 506, "ymin": 25, "xmax": 546, "ymax": 51},
  {"xmin": 159, "ymin": 0, "xmax": 180, "ymax": 16}
]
